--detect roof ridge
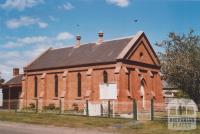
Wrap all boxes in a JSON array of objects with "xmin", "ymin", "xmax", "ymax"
[
  {"xmin": 103, "ymin": 35, "xmax": 134, "ymax": 42},
  {"xmin": 7, "ymin": 74, "xmax": 23, "ymax": 81},
  {"xmin": 51, "ymin": 35, "xmax": 134, "ymax": 50}
]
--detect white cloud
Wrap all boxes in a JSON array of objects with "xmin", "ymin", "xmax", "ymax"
[
  {"xmin": 49, "ymin": 16, "xmax": 58, "ymax": 22},
  {"xmin": 58, "ymin": 2, "xmax": 74, "ymax": 11},
  {"xmin": 0, "ymin": 64, "xmax": 13, "ymax": 80},
  {"xmin": 2, "ymin": 32, "xmax": 74, "ymax": 48},
  {"xmin": 0, "ymin": 31, "xmax": 74, "ymax": 80},
  {"xmin": 17, "ymin": 36, "xmax": 48, "ymax": 44},
  {"xmin": 6, "ymin": 16, "xmax": 48, "ymax": 29},
  {"xmin": 0, "ymin": 51, "xmax": 20, "ymax": 59},
  {"xmin": 106, "ymin": 0, "xmax": 130, "ymax": 7},
  {"xmin": 38, "ymin": 22, "xmax": 48, "ymax": 28},
  {"xmin": 0, "ymin": 0, "xmax": 44, "ymax": 11},
  {"xmin": 56, "ymin": 32, "xmax": 74, "ymax": 40},
  {"xmin": 3, "ymin": 36, "xmax": 49, "ymax": 48}
]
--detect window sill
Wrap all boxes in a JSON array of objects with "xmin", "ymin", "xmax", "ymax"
[
  {"xmin": 75, "ymin": 97, "xmax": 83, "ymax": 100},
  {"xmin": 52, "ymin": 97, "xmax": 59, "ymax": 100}
]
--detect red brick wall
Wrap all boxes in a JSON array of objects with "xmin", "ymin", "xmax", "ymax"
[{"xmin": 21, "ymin": 36, "xmax": 164, "ymax": 109}]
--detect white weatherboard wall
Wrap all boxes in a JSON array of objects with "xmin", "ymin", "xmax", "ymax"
[
  {"xmin": 99, "ymin": 83, "xmax": 117, "ymax": 100},
  {"xmin": 0, "ymin": 89, "xmax": 2, "ymax": 107}
]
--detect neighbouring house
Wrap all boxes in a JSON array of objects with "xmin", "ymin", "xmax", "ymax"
[
  {"xmin": 0, "ymin": 77, "xmax": 3, "ymax": 108},
  {"xmin": 20, "ymin": 31, "xmax": 164, "ymax": 111},
  {"xmin": 0, "ymin": 89, "xmax": 2, "ymax": 108},
  {"xmin": 2, "ymin": 68, "xmax": 23, "ymax": 109},
  {"xmin": 163, "ymin": 80, "xmax": 186, "ymax": 105}
]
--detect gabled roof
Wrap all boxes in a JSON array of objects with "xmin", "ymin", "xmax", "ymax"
[
  {"xmin": 24, "ymin": 31, "xmax": 159, "ymax": 71},
  {"xmin": 117, "ymin": 31, "xmax": 160, "ymax": 66},
  {"xmin": 4, "ymin": 74, "xmax": 23, "ymax": 87},
  {"xmin": 25, "ymin": 37, "xmax": 134, "ymax": 71}
]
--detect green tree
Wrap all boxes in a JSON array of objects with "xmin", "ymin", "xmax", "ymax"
[{"xmin": 157, "ymin": 30, "xmax": 200, "ymax": 108}]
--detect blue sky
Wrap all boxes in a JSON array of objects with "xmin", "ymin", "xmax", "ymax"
[{"xmin": 0, "ymin": 0, "xmax": 200, "ymax": 80}]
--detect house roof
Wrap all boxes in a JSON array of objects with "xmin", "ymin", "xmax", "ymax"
[
  {"xmin": 4, "ymin": 74, "xmax": 23, "ymax": 87},
  {"xmin": 24, "ymin": 31, "xmax": 159, "ymax": 71},
  {"xmin": 25, "ymin": 37, "xmax": 135, "ymax": 71},
  {"xmin": 163, "ymin": 80, "xmax": 177, "ymax": 89}
]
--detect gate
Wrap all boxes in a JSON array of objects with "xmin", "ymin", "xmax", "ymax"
[{"xmin": 137, "ymin": 100, "xmax": 152, "ymax": 121}]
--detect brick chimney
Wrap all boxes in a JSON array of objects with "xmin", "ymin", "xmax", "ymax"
[
  {"xmin": 13, "ymin": 68, "xmax": 19, "ymax": 77},
  {"xmin": 75, "ymin": 35, "xmax": 81, "ymax": 48},
  {"xmin": 97, "ymin": 31, "xmax": 104, "ymax": 45}
]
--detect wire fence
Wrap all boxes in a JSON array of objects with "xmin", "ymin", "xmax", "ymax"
[{"xmin": 0, "ymin": 99, "xmax": 199, "ymax": 121}]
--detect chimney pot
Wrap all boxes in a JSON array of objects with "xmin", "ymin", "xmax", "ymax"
[
  {"xmin": 76, "ymin": 35, "xmax": 81, "ymax": 40},
  {"xmin": 98, "ymin": 32, "xmax": 104, "ymax": 37},
  {"xmin": 97, "ymin": 31, "xmax": 104, "ymax": 45},
  {"xmin": 75, "ymin": 35, "xmax": 81, "ymax": 48},
  {"xmin": 13, "ymin": 68, "xmax": 19, "ymax": 77}
]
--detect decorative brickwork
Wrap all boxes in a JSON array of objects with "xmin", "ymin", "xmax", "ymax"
[{"xmin": 20, "ymin": 32, "xmax": 164, "ymax": 110}]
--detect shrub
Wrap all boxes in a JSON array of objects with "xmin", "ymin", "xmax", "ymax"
[
  {"xmin": 48, "ymin": 103, "xmax": 56, "ymax": 110},
  {"xmin": 43, "ymin": 103, "xmax": 56, "ymax": 110},
  {"xmin": 72, "ymin": 103, "xmax": 79, "ymax": 111},
  {"xmin": 29, "ymin": 103, "xmax": 35, "ymax": 109}
]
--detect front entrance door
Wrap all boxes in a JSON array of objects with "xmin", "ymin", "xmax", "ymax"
[{"xmin": 140, "ymin": 82, "xmax": 146, "ymax": 109}]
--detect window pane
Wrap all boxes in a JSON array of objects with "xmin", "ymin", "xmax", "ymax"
[
  {"xmin": 34, "ymin": 77, "xmax": 37, "ymax": 97},
  {"xmin": 55, "ymin": 75, "xmax": 58, "ymax": 97},
  {"xmin": 103, "ymin": 71, "xmax": 108, "ymax": 83},
  {"xmin": 78, "ymin": 73, "xmax": 81, "ymax": 97}
]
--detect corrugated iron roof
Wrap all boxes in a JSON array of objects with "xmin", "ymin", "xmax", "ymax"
[{"xmin": 5, "ymin": 74, "xmax": 23, "ymax": 86}]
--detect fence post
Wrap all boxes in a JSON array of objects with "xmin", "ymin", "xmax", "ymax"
[
  {"xmin": 86, "ymin": 100, "xmax": 89, "ymax": 116},
  {"xmin": 35, "ymin": 99, "xmax": 38, "ymax": 113},
  {"xmin": 59, "ymin": 99, "xmax": 62, "ymax": 114},
  {"xmin": 151, "ymin": 98, "xmax": 154, "ymax": 121},
  {"xmin": 108, "ymin": 100, "xmax": 111, "ymax": 117},
  {"xmin": 179, "ymin": 105, "xmax": 182, "ymax": 115},
  {"xmin": 101, "ymin": 104, "xmax": 103, "ymax": 116},
  {"xmin": 15, "ymin": 100, "xmax": 18, "ymax": 113},
  {"xmin": 133, "ymin": 99, "xmax": 137, "ymax": 120}
]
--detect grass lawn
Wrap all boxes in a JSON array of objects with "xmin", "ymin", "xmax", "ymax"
[{"xmin": 0, "ymin": 111, "xmax": 199, "ymax": 134}]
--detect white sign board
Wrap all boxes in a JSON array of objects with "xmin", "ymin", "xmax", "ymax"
[{"xmin": 99, "ymin": 83, "xmax": 117, "ymax": 100}]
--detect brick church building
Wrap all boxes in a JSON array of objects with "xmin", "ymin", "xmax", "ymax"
[{"xmin": 20, "ymin": 31, "xmax": 164, "ymax": 110}]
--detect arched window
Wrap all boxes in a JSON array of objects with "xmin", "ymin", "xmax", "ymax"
[
  {"xmin": 140, "ymin": 52, "xmax": 144, "ymax": 60},
  {"xmin": 34, "ymin": 76, "xmax": 38, "ymax": 97},
  {"xmin": 77, "ymin": 73, "xmax": 81, "ymax": 97},
  {"xmin": 140, "ymin": 81, "xmax": 145, "ymax": 96},
  {"xmin": 128, "ymin": 70, "xmax": 130, "ymax": 91},
  {"xmin": 140, "ymin": 80, "xmax": 146, "ymax": 109},
  {"xmin": 103, "ymin": 71, "xmax": 108, "ymax": 83},
  {"xmin": 54, "ymin": 74, "xmax": 58, "ymax": 97}
]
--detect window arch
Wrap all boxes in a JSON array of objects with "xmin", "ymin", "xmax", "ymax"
[
  {"xmin": 77, "ymin": 73, "xmax": 81, "ymax": 97},
  {"xmin": 54, "ymin": 74, "xmax": 58, "ymax": 97},
  {"xmin": 34, "ymin": 76, "xmax": 38, "ymax": 97},
  {"xmin": 103, "ymin": 71, "xmax": 108, "ymax": 83}
]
